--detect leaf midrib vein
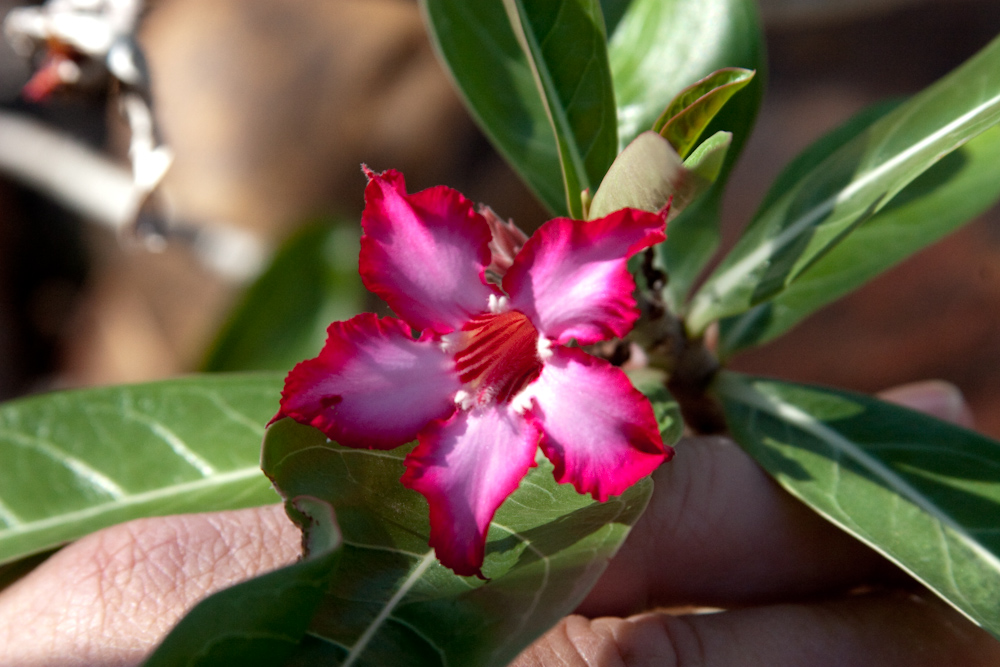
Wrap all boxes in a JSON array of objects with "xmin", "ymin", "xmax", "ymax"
[
  {"xmin": 491, "ymin": 521, "xmax": 550, "ymax": 638},
  {"xmin": 0, "ymin": 428, "xmax": 125, "ymax": 499},
  {"xmin": 733, "ymin": 379, "xmax": 1000, "ymax": 573},
  {"xmin": 340, "ymin": 549, "xmax": 437, "ymax": 667},
  {"xmin": 0, "ymin": 466, "xmax": 264, "ymax": 543}
]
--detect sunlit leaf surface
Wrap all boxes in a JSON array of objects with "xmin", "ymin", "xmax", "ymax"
[
  {"xmin": 689, "ymin": 33, "xmax": 1000, "ymax": 332},
  {"xmin": 260, "ymin": 415, "xmax": 659, "ymax": 666},
  {"xmin": 0, "ymin": 374, "xmax": 282, "ymax": 565},
  {"xmin": 719, "ymin": 123, "xmax": 1000, "ymax": 355},
  {"xmin": 682, "ymin": 130, "xmax": 732, "ymax": 184},
  {"xmin": 653, "ymin": 67, "xmax": 755, "ymax": 159},
  {"xmin": 751, "ymin": 101, "xmax": 902, "ymax": 220},
  {"xmin": 609, "ymin": 0, "xmax": 761, "ymax": 149},
  {"xmin": 587, "ymin": 131, "xmax": 705, "ymax": 221},
  {"xmin": 717, "ymin": 372, "xmax": 1000, "ymax": 639},
  {"xmin": 608, "ymin": 0, "xmax": 764, "ymax": 309}
]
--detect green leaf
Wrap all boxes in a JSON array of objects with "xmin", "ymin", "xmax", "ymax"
[
  {"xmin": 421, "ymin": 0, "xmax": 618, "ymax": 217},
  {"xmin": 653, "ymin": 68, "xmax": 755, "ymax": 159},
  {"xmin": 203, "ymin": 221, "xmax": 365, "ymax": 373},
  {"xmin": 683, "ymin": 130, "xmax": 732, "ymax": 183},
  {"xmin": 711, "ymin": 101, "xmax": 901, "ymax": 354},
  {"xmin": 720, "ymin": 123, "xmax": 1000, "ymax": 354},
  {"xmin": 587, "ymin": 131, "xmax": 708, "ymax": 221},
  {"xmin": 628, "ymin": 367, "xmax": 684, "ymax": 447},
  {"xmin": 261, "ymin": 418, "xmax": 653, "ymax": 666},
  {"xmin": 144, "ymin": 497, "xmax": 343, "ymax": 667},
  {"xmin": 609, "ymin": 0, "xmax": 762, "ymax": 149},
  {"xmin": 688, "ymin": 33, "xmax": 1000, "ymax": 333},
  {"xmin": 420, "ymin": 0, "xmax": 564, "ymax": 214},
  {"xmin": 754, "ymin": 100, "xmax": 903, "ymax": 219},
  {"xmin": 0, "ymin": 373, "xmax": 283, "ymax": 565},
  {"xmin": 607, "ymin": 0, "xmax": 764, "ymax": 309},
  {"xmin": 716, "ymin": 372, "xmax": 1000, "ymax": 639},
  {"xmin": 503, "ymin": 0, "xmax": 619, "ymax": 218},
  {"xmin": 598, "ymin": 0, "xmax": 631, "ymax": 34}
]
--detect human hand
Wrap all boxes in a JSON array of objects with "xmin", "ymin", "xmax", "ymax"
[
  {"xmin": 0, "ymin": 503, "xmax": 301, "ymax": 666},
  {"xmin": 0, "ymin": 382, "xmax": 995, "ymax": 666},
  {"xmin": 515, "ymin": 380, "xmax": 997, "ymax": 666}
]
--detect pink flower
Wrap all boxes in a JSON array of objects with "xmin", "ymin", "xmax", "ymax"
[{"xmin": 276, "ymin": 167, "xmax": 673, "ymax": 578}]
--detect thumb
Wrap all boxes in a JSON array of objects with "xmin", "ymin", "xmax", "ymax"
[
  {"xmin": 877, "ymin": 379, "xmax": 975, "ymax": 427},
  {"xmin": 514, "ymin": 590, "xmax": 999, "ymax": 667}
]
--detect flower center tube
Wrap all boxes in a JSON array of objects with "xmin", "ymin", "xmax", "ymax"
[{"xmin": 452, "ymin": 310, "xmax": 543, "ymax": 407}]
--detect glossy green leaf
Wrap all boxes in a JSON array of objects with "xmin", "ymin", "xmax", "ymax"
[
  {"xmin": 716, "ymin": 372, "xmax": 1000, "ymax": 639},
  {"xmin": 653, "ymin": 68, "xmax": 755, "ymax": 159},
  {"xmin": 503, "ymin": 0, "xmax": 619, "ymax": 218},
  {"xmin": 203, "ymin": 221, "xmax": 365, "ymax": 373},
  {"xmin": 420, "ymin": 0, "xmax": 564, "ymax": 214},
  {"xmin": 422, "ymin": 0, "xmax": 618, "ymax": 217},
  {"xmin": 608, "ymin": 0, "xmax": 764, "ymax": 309},
  {"xmin": 0, "ymin": 373, "xmax": 283, "ymax": 565},
  {"xmin": 683, "ymin": 130, "xmax": 732, "ymax": 183},
  {"xmin": 260, "ymin": 418, "xmax": 655, "ymax": 666},
  {"xmin": 598, "ymin": 0, "xmax": 631, "ymax": 34},
  {"xmin": 587, "ymin": 131, "xmax": 708, "ymax": 220},
  {"xmin": 688, "ymin": 33, "xmax": 1000, "ymax": 333},
  {"xmin": 144, "ymin": 497, "xmax": 343, "ymax": 667},
  {"xmin": 755, "ymin": 101, "xmax": 903, "ymax": 219},
  {"xmin": 609, "ymin": 0, "xmax": 762, "ymax": 149},
  {"xmin": 720, "ymin": 123, "xmax": 1000, "ymax": 354},
  {"xmin": 628, "ymin": 367, "xmax": 684, "ymax": 447},
  {"xmin": 712, "ymin": 101, "xmax": 901, "ymax": 354}
]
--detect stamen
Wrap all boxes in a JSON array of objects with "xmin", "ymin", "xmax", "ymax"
[
  {"xmin": 537, "ymin": 336, "xmax": 553, "ymax": 361},
  {"xmin": 488, "ymin": 294, "xmax": 510, "ymax": 314},
  {"xmin": 452, "ymin": 311, "xmax": 542, "ymax": 408}
]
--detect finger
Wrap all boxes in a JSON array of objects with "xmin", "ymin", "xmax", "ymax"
[
  {"xmin": 878, "ymin": 380, "xmax": 975, "ymax": 427},
  {"xmin": 517, "ymin": 591, "xmax": 1000, "ymax": 667},
  {"xmin": 579, "ymin": 436, "xmax": 897, "ymax": 616},
  {"xmin": 580, "ymin": 381, "xmax": 974, "ymax": 616},
  {"xmin": 0, "ymin": 504, "xmax": 300, "ymax": 667}
]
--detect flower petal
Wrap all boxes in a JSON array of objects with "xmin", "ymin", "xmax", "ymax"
[
  {"xmin": 402, "ymin": 406, "xmax": 539, "ymax": 578},
  {"xmin": 359, "ymin": 167, "xmax": 497, "ymax": 334},
  {"xmin": 480, "ymin": 205, "xmax": 529, "ymax": 279},
  {"xmin": 525, "ymin": 346, "xmax": 670, "ymax": 501},
  {"xmin": 504, "ymin": 207, "xmax": 667, "ymax": 344},
  {"xmin": 277, "ymin": 313, "xmax": 459, "ymax": 449}
]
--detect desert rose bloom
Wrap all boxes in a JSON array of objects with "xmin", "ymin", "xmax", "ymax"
[{"xmin": 276, "ymin": 167, "xmax": 673, "ymax": 577}]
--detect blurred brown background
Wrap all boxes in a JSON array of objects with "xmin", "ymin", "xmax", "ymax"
[{"xmin": 0, "ymin": 0, "xmax": 997, "ymax": 435}]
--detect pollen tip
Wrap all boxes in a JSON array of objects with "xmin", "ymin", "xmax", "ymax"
[
  {"xmin": 440, "ymin": 332, "xmax": 462, "ymax": 354},
  {"xmin": 454, "ymin": 389, "xmax": 474, "ymax": 410},
  {"xmin": 537, "ymin": 337, "xmax": 553, "ymax": 361},
  {"xmin": 510, "ymin": 390, "xmax": 534, "ymax": 415},
  {"xmin": 488, "ymin": 294, "xmax": 510, "ymax": 314}
]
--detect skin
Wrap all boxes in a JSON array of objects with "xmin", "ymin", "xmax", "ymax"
[{"xmin": 0, "ymin": 381, "xmax": 996, "ymax": 666}]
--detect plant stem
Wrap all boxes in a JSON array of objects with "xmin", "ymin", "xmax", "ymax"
[{"xmin": 631, "ymin": 249, "xmax": 726, "ymax": 434}]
